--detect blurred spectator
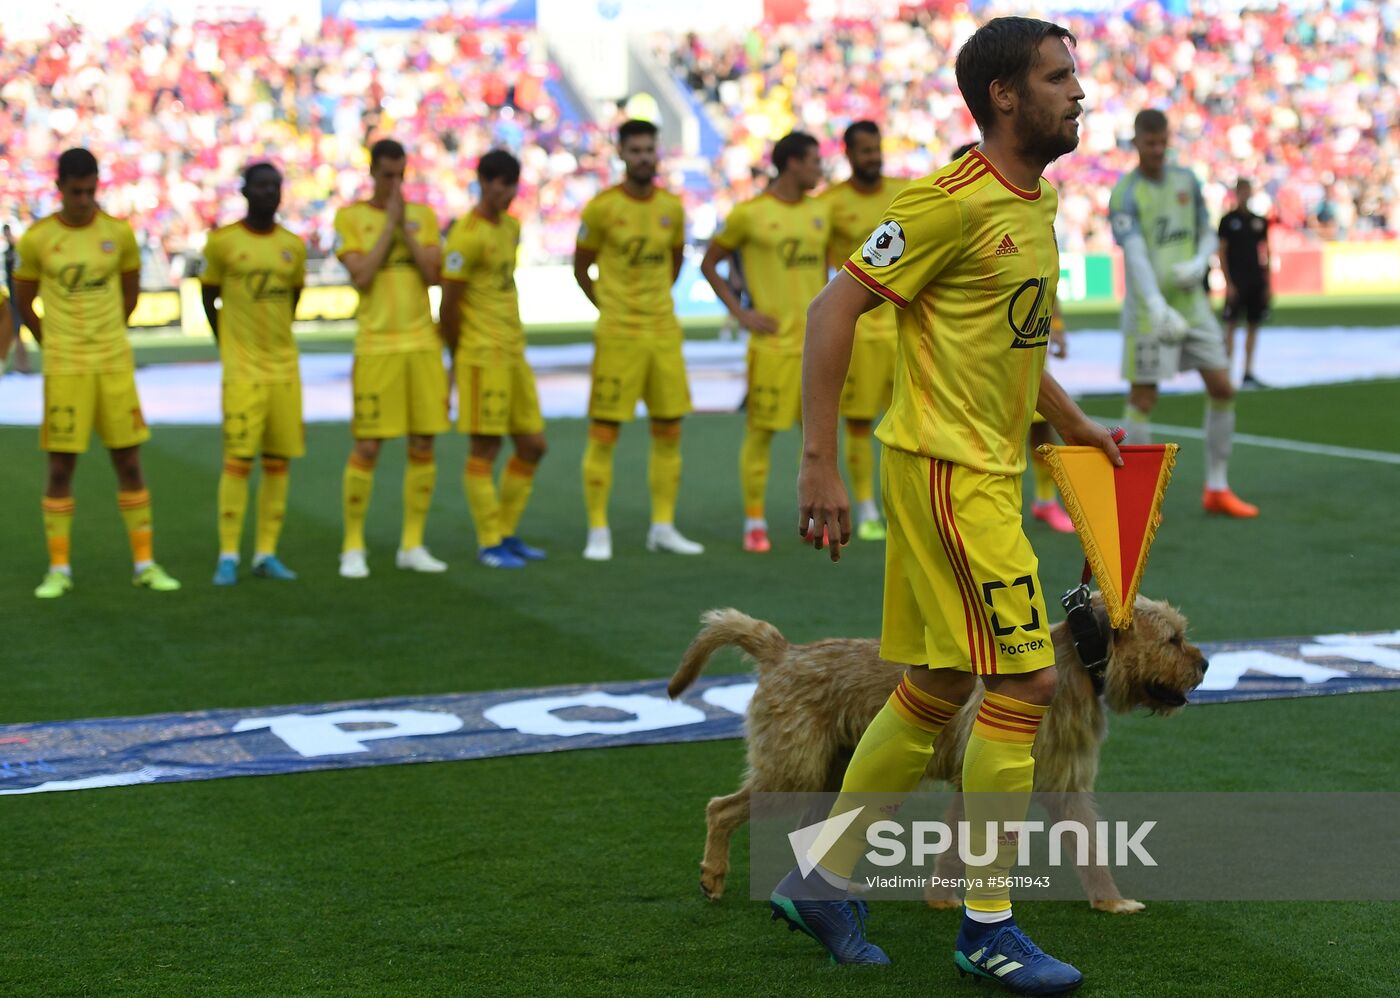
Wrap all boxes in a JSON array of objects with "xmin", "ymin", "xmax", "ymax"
[{"xmin": 2, "ymin": 4, "xmax": 1395, "ymax": 279}]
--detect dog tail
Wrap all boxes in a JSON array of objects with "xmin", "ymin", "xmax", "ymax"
[{"xmin": 668, "ymin": 608, "xmax": 788, "ymax": 699}]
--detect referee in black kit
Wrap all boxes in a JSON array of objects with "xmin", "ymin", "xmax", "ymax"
[{"xmin": 1218, "ymin": 178, "xmax": 1272, "ymax": 388}]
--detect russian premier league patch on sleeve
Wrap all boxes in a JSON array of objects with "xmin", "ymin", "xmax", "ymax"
[{"xmin": 861, "ymin": 220, "xmax": 905, "ymax": 267}]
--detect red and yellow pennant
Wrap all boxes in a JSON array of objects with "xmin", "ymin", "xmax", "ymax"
[{"xmin": 1035, "ymin": 443, "xmax": 1178, "ymax": 628}]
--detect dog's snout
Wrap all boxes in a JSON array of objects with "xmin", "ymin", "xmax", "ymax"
[{"xmin": 1198, "ymin": 657, "xmax": 1209, "ymax": 674}]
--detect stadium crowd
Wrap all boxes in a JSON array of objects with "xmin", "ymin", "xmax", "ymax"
[
  {"xmin": 668, "ymin": 3, "xmax": 1400, "ymax": 253},
  {"xmin": 1, "ymin": 3, "xmax": 1395, "ymax": 282}
]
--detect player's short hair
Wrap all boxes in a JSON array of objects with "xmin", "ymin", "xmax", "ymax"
[
  {"xmin": 618, "ymin": 119, "xmax": 659, "ymax": 146},
  {"xmin": 951, "ymin": 142, "xmax": 978, "ymax": 162},
  {"xmin": 57, "ymin": 148, "xmax": 99, "ymax": 183},
  {"xmin": 842, "ymin": 121, "xmax": 881, "ymax": 150},
  {"xmin": 369, "ymin": 138, "xmax": 407, "ymax": 167},
  {"xmin": 955, "ymin": 16, "xmax": 1076, "ymax": 132},
  {"xmin": 1134, "ymin": 109, "xmax": 1169, "ymax": 135},
  {"xmin": 478, "ymin": 149, "xmax": 521, "ymax": 185},
  {"xmin": 243, "ymin": 162, "xmax": 281, "ymax": 185},
  {"xmin": 772, "ymin": 132, "xmax": 819, "ymax": 172}
]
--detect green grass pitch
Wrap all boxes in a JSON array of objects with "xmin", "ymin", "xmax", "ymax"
[{"xmin": 0, "ymin": 380, "xmax": 1397, "ymax": 995}]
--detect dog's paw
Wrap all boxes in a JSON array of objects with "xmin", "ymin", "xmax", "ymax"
[
  {"xmin": 1091, "ymin": 897, "xmax": 1146, "ymax": 914},
  {"xmin": 699, "ymin": 870, "xmax": 727, "ymax": 901}
]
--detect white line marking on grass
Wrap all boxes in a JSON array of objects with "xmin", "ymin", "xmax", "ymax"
[{"xmin": 1153, "ymin": 424, "xmax": 1400, "ymax": 465}]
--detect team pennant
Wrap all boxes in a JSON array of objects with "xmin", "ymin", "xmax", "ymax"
[{"xmin": 1035, "ymin": 443, "xmax": 1178, "ymax": 628}]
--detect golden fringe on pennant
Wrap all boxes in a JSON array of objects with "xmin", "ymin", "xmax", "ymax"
[{"xmin": 1035, "ymin": 443, "xmax": 1178, "ymax": 630}]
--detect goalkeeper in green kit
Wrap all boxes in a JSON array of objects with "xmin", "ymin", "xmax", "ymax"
[{"xmin": 1110, "ymin": 109, "xmax": 1257, "ymax": 518}]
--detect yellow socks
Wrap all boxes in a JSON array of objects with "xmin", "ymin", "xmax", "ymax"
[
  {"xmin": 582, "ymin": 422, "xmax": 618, "ymax": 530},
  {"xmin": 342, "ymin": 453, "xmax": 375, "ymax": 554},
  {"xmin": 218, "ymin": 456, "xmax": 253, "ymax": 556},
  {"xmin": 464, "ymin": 455, "xmax": 502, "ymax": 550},
  {"xmin": 739, "ymin": 426, "xmax": 773, "ymax": 521},
  {"xmin": 401, "ymin": 445, "xmax": 436, "ymax": 551},
  {"xmin": 499, "ymin": 456, "xmax": 538, "ymax": 538},
  {"xmin": 1031, "ymin": 449, "xmax": 1056, "ymax": 504},
  {"xmin": 255, "ymin": 457, "xmax": 290, "ymax": 558},
  {"xmin": 818, "ymin": 676, "xmax": 960, "ymax": 879},
  {"xmin": 118, "ymin": 488, "xmax": 154, "ymax": 568},
  {"xmin": 649, "ymin": 422, "xmax": 682, "ymax": 526},
  {"xmin": 845, "ymin": 423, "xmax": 875, "ymax": 505},
  {"xmin": 42, "ymin": 496, "xmax": 75, "ymax": 571},
  {"xmin": 962, "ymin": 691, "xmax": 1049, "ymax": 915}
]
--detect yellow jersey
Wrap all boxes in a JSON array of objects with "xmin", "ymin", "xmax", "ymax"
[
  {"xmin": 14, "ymin": 211, "xmax": 140, "ymax": 375},
  {"xmin": 843, "ymin": 151, "xmax": 1060, "ymax": 476},
  {"xmin": 576, "ymin": 185, "xmax": 685, "ymax": 339},
  {"xmin": 333, "ymin": 201, "xmax": 440, "ymax": 355},
  {"xmin": 713, "ymin": 192, "xmax": 830, "ymax": 356},
  {"xmin": 441, "ymin": 211, "xmax": 524, "ymax": 364},
  {"xmin": 201, "ymin": 221, "xmax": 306, "ymax": 383},
  {"xmin": 822, "ymin": 177, "xmax": 910, "ymax": 342}
]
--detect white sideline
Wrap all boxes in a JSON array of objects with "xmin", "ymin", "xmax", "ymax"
[{"xmin": 1152, "ymin": 424, "xmax": 1400, "ymax": 466}]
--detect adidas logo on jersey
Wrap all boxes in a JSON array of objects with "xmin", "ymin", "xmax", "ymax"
[{"xmin": 995, "ymin": 234, "xmax": 1019, "ymax": 256}]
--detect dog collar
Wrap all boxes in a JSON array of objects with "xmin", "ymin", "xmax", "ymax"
[{"xmin": 1061, "ymin": 583, "xmax": 1109, "ymax": 695}]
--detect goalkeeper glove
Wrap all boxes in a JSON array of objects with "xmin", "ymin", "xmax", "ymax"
[
  {"xmin": 1170, "ymin": 256, "xmax": 1208, "ymax": 289},
  {"xmin": 1147, "ymin": 297, "xmax": 1190, "ymax": 345}
]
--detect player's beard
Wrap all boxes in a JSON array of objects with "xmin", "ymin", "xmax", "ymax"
[
  {"xmin": 853, "ymin": 163, "xmax": 882, "ymax": 185},
  {"xmin": 627, "ymin": 163, "xmax": 656, "ymax": 186},
  {"xmin": 1021, "ymin": 104, "xmax": 1080, "ymax": 164}
]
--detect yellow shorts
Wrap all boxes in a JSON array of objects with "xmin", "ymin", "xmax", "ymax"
[
  {"xmin": 746, "ymin": 349, "xmax": 802, "ymax": 432},
  {"xmin": 880, "ymin": 448, "xmax": 1055, "ymax": 675},
  {"xmin": 223, "ymin": 380, "xmax": 305, "ymax": 458},
  {"xmin": 457, "ymin": 357, "xmax": 545, "ymax": 436},
  {"xmin": 41, "ymin": 369, "xmax": 150, "ymax": 453},
  {"xmin": 351, "ymin": 349, "xmax": 450, "ymax": 439},
  {"xmin": 840, "ymin": 337, "xmax": 895, "ymax": 421},
  {"xmin": 588, "ymin": 336, "xmax": 692, "ymax": 423}
]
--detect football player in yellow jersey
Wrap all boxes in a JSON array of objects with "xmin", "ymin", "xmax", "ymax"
[
  {"xmin": 701, "ymin": 132, "xmax": 829, "ymax": 553},
  {"xmin": 950, "ymin": 140, "xmax": 1076, "ymax": 535},
  {"xmin": 440, "ymin": 150, "xmax": 548, "ymax": 570},
  {"xmin": 780, "ymin": 20, "xmax": 1123, "ymax": 990},
  {"xmin": 820, "ymin": 121, "xmax": 909, "ymax": 542},
  {"xmin": 200, "ymin": 163, "xmax": 307, "ymax": 586},
  {"xmin": 14, "ymin": 148, "xmax": 181, "ymax": 598},
  {"xmin": 573, "ymin": 120, "xmax": 704, "ymax": 562},
  {"xmin": 334, "ymin": 139, "xmax": 449, "ymax": 579}
]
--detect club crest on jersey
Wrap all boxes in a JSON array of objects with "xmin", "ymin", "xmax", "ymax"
[
  {"xmin": 861, "ymin": 220, "xmax": 905, "ymax": 268},
  {"xmin": 445, "ymin": 251, "xmax": 465, "ymax": 272},
  {"xmin": 282, "ymin": 249, "xmax": 293, "ymax": 263},
  {"xmin": 659, "ymin": 215, "xmax": 671, "ymax": 227},
  {"xmin": 101, "ymin": 241, "xmax": 115, "ymax": 253},
  {"xmin": 1006, "ymin": 277, "xmax": 1054, "ymax": 350},
  {"xmin": 1177, "ymin": 190, "xmax": 1190, "ymax": 205}
]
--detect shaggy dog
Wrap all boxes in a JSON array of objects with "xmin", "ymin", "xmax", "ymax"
[{"xmin": 668, "ymin": 595, "xmax": 1207, "ymax": 913}]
